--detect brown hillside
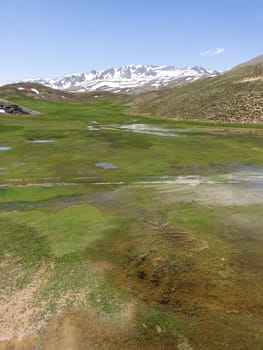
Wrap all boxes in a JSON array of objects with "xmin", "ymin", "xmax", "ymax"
[{"xmin": 131, "ymin": 63, "xmax": 263, "ymax": 124}]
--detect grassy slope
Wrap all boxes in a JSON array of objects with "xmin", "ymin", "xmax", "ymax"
[
  {"xmin": 0, "ymin": 82, "xmax": 127, "ymax": 105},
  {"xmin": 232, "ymin": 54, "xmax": 263, "ymax": 70},
  {"xmin": 131, "ymin": 64, "xmax": 263, "ymax": 123}
]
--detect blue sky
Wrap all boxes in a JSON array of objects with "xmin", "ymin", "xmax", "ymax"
[{"xmin": 1, "ymin": 0, "xmax": 262, "ymax": 84}]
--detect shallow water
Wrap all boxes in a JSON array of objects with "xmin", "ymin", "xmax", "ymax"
[
  {"xmin": 0, "ymin": 146, "xmax": 11, "ymax": 151},
  {"xmin": 96, "ymin": 162, "xmax": 117, "ymax": 169},
  {"xmin": 152, "ymin": 169, "xmax": 263, "ymax": 206},
  {"xmin": 30, "ymin": 140, "xmax": 54, "ymax": 143},
  {"xmin": 87, "ymin": 123, "xmax": 263, "ymax": 139},
  {"xmin": 1, "ymin": 165, "xmax": 262, "ymax": 191},
  {"xmin": 88, "ymin": 123, "xmax": 178, "ymax": 137}
]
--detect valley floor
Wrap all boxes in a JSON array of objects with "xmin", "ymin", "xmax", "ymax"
[{"xmin": 0, "ymin": 97, "xmax": 263, "ymax": 349}]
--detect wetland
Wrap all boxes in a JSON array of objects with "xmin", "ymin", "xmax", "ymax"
[{"xmin": 0, "ymin": 96, "xmax": 263, "ymax": 349}]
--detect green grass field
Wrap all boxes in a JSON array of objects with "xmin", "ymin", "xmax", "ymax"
[{"xmin": 1, "ymin": 96, "xmax": 263, "ymax": 349}]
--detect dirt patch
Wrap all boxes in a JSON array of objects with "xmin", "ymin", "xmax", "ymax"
[
  {"xmin": 42, "ymin": 307, "xmax": 136, "ymax": 350},
  {"xmin": 1, "ymin": 305, "xmax": 143, "ymax": 350},
  {"xmin": 0, "ymin": 264, "xmax": 48, "ymax": 341},
  {"xmin": 0, "ymin": 260, "xmax": 91, "ymax": 345},
  {"xmin": 33, "ymin": 306, "xmax": 181, "ymax": 350},
  {"xmin": 43, "ymin": 312, "xmax": 81, "ymax": 350},
  {"xmin": 236, "ymin": 76, "xmax": 263, "ymax": 83}
]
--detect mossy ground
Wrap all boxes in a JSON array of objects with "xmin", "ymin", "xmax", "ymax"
[{"xmin": 0, "ymin": 96, "xmax": 263, "ymax": 349}]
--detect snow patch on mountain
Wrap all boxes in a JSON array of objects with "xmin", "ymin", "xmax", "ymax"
[{"xmin": 27, "ymin": 64, "xmax": 219, "ymax": 94}]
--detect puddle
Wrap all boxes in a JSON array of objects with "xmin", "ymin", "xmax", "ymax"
[
  {"xmin": 118, "ymin": 124, "xmax": 178, "ymax": 137},
  {"xmin": 87, "ymin": 123, "xmax": 178, "ymax": 137},
  {"xmin": 1, "ymin": 165, "xmax": 263, "ymax": 190},
  {"xmin": 30, "ymin": 140, "xmax": 54, "ymax": 143},
  {"xmin": 0, "ymin": 146, "xmax": 11, "ymax": 151},
  {"xmin": 0, "ymin": 167, "xmax": 8, "ymax": 171},
  {"xmin": 96, "ymin": 162, "xmax": 117, "ymax": 169},
  {"xmin": 130, "ymin": 165, "xmax": 263, "ymax": 187},
  {"xmin": 1, "ymin": 164, "xmax": 262, "ymax": 209},
  {"xmin": 87, "ymin": 126, "xmax": 100, "ymax": 131},
  {"xmin": 211, "ymin": 164, "xmax": 263, "ymax": 187},
  {"xmin": 87, "ymin": 123, "xmax": 263, "ymax": 139},
  {"xmin": 150, "ymin": 168, "xmax": 263, "ymax": 206}
]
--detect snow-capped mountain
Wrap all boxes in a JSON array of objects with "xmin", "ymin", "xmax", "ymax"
[{"xmin": 28, "ymin": 64, "xmax": 219, "ymax": 94}]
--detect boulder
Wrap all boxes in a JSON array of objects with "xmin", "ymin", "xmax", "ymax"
[{"xmin": 0, "ymin": 99, "xmax": 29, "ymax": 115}]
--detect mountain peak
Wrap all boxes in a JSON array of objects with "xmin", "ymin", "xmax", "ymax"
[{"xmin": 27, "ymin": 64, "xmax": 219, "ymax": 94}]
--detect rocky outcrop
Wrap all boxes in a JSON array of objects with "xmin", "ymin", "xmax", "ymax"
[{"xmin": 0, "ymin": 99, "xmax": 29, "ymax": 115}]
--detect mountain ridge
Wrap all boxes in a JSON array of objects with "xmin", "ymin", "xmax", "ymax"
[
  {"xmin": 25, "ymin": 64, "xmax": 219, "ymax": 94},
  {"xmin": 232, "ymin": 54, "xmax": 263, "ymax": 70}
]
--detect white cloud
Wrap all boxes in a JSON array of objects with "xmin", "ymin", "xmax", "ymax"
[{"xmin": 200, "ymin": 48, "xmax": 225, "ymax": 56}]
